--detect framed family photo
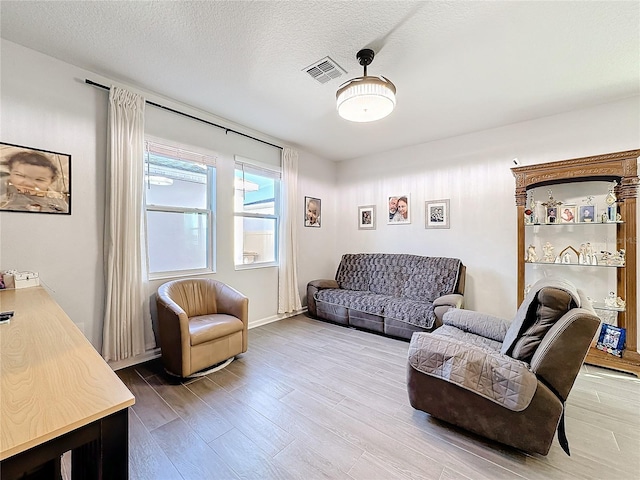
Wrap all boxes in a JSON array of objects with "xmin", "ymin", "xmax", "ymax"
[
  {"xmin": 304, "ymin": 196, "xmax": 321, "ymax": 227},
  {"xmin": 358, "ymin": 205, "xmax": 376, "ymax": 230},
  {"xmin": 387, "ymin": 194, "xmax": 410, "ymax": 224},
  {"xmin": 0, "ymin": 142, "xmax": 71, "ymax": 214},
  {"xmin": 425, "ymin": 199, "xmax": 450, "ymax": 229}
]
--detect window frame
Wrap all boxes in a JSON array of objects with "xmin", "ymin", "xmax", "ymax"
[
  {"xmin": 144, "ymin": 139, "xmax": 217, "ymax": 280},
  {"xmin": 233, "ymin": 159, "xmax": 281, "ymax": 270}
]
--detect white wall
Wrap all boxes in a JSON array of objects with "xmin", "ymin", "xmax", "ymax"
[
  {"xmin": 336, "ymin": 97, "xmax": 640, "ymax": 325},
  {"xmin": 0, "ymin": 39, "xmax": 337, "ymax": 352}
]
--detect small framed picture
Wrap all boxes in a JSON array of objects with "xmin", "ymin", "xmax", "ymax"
[
  {"xmin": 0, "ymin": 142, "xmax": 71, "ymax": 214},
  {"xmin": 579, "ymin": 205, "xmax": 596, "ymax": 223},
  {"xmin": 560, "ymin": 205, "xmax": 576, "ymax": 223},
  {"xmin": 387, "ymin": 194, "xmax": 410, "ymax": 224},
  {"xmin": 304, "ymin": 196, "xmax": 321, "ymax": 227},
  {"xmin": 596, "ymin": 323, "xmax": 626, "ymax": 357},
  {"xmin": 358, "ymin": 205, "xmax": 376, "ymax": 230},
  {"xmin": 545, "ymin": 206, "xmax": 558, "ymax": 224},
  {"xmin": 425, "ymin": 199, "xmax": 450, "ymax": 229}
]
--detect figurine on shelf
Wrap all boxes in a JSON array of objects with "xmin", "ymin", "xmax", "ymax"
[
  {"xmin": 524, "ymin": 192, "xmax": 536, "ymax": 224},
  {"xmin": 606, "ymin": 180, "xmax": 618, "ymax": 222},
  {"xmin": 605, "ymin": 292, "xmax": 618, "ymax": 308},
  {"xmin": 526, "ymin": 244, "xmax": 538, "ymax": 263},
  {"xmin": 579, "ymin": 243, "xmax": 587, "ymax": 264},
  {"xmin": 562, "ymin": 251, "xmax": 571, "ymax": 264},
  {"xmin": 542, "ymin": 242, "xmax": 555, "ymax": 263}
]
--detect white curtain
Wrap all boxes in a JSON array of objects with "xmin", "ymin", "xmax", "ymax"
[
  {"xmin": 278, "ymin": 147, "xmax": 303, "ymax": 313},
  {"xmin": 102, "ymin": 86, "xmax": 150, "ymax": 362}
]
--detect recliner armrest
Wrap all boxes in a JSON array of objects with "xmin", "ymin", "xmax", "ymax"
[{"xmin": 442, "ymin": 309, "xmax": 511, "ymax": 343}]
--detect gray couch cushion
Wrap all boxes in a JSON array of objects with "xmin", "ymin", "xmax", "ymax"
[
  {"xmin": 335, "ymin": 253, "xmax": 372, "ymax": 291},
  {"xmin": 384, "ymin": 297, "xmax": 437, "ymax": 329},
  {"xmin": 315, "ymin": 289, "xmax": 388, "ymax": 316}
]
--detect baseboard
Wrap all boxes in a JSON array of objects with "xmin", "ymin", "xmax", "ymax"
[
  {"xmin": 248, "ymin": 307, "xmax": 308, "ymax": 329},
  {"xmin": 107, "ymin": 309, "xmax": 308, "ymax": 371},
  {"xmin": 108, "ymin": 348, "xmax": 161, "ymax": 371}
]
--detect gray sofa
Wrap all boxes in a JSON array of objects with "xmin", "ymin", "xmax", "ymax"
[{"xmin": 307, "ymin": 253, "xmax": 466, "ymax": 339}]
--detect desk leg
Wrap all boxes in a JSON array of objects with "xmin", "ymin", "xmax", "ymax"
[{"xmin": 72, "ymin": 409, "xmax": 129, "ymax": 480}]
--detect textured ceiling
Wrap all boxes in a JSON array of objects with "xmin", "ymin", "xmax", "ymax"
[{"xmin": 1, "ymin": 1, "xmax": 638, "ymax": 161}]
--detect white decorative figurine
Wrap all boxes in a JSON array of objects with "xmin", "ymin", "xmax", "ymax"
[
  {"xmin": 542, "ymin": 242, "xmax": 555, "ymax": 263},
  {"xmin": 526, "ymin": 244, "xmax": 538, "ymax": 263}
]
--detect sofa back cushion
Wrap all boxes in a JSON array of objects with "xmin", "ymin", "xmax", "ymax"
[
  {"xmin": 402, "ymin": 256, "xmax": 462, "ymax": 301},
  {"xmin": 507, "ymin": 287, "xmax": 576, "ymax": 363},
  {"xmin": 335, "ymin": 253, "xmax": 462, "ymax": 301},
  {"xmin": 335, "ymin": 253, "xmax": 372, "ymax": 291}
]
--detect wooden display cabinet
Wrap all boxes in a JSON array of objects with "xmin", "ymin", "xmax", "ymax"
[{"xmin": 512, "ymin": 149, "xmax": 640, "ymax": 376}]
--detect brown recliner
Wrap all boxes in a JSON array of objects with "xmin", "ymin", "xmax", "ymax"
[
  {"xmin": 407, "ymin": 278, "xmax": 601, "ymax": 455},
  {"xmin": 156, "ymin": 279, "xmax": 248, "ymax": 377}
]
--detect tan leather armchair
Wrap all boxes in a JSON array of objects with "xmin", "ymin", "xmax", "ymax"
[{"xmin": 156, "ymin": 279, "xmax": 248, "ymax": 377}]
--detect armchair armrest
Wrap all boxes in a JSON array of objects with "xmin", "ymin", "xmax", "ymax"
[
  {"xmin": 306, "ymin": 279, "xmax": 339, "ymax": 317},
  {"xmin": 442, "ymin": 309, "xmax": 511, "ymax": 343}
]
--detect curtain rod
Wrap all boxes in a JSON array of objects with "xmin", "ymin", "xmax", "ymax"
[{"xmin": 85, "ymin": 79, "xmax": 283, "ymax": 151}]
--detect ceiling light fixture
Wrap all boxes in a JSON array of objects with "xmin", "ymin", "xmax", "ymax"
[{"xmin": 336, "ymin": 48, "xmax": 396, "ymax": 122}]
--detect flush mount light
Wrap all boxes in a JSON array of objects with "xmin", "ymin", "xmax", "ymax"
[{"xmin": 336, "ymin": 48, "xmax": 396, "ymax": 122}]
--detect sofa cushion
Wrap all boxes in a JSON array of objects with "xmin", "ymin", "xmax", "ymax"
[
  {"xmin": 510, "ymin": 287, "xmax": 575, "ymax": 363},
  {"xmin": 432, "ymin": 325, "xmax": 502, "ymax": 352},
  {"xmin": 314, "ymin": 289, "xmax": 388, "ymax": 316},
  {"xmin": 383, "ymin": 297, "xmax": 437, "ymax": 329}
]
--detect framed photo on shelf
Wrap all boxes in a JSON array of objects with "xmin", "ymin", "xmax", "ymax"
[
  {"xmin": 560, "ymin": 205, "xmax": 576, "ymax": 223},
  {"xmin": 425, "ymin": 199, "xmax": 450, "ymax": 229},
  {"xmin": 358, "ymin": 205, "xmax": 376, "ymax": 230},
  {"xmin": 304, "ymin": 196, "xmax": 321, "ymax": 227},
  {"xmin": 387, "ymin": 194, "xmax": 410, "ymax": 224},
  {"xmin": 545, "ymin": 206, "xmax": 558, "ymax": 224},
  {"xmin": 0, "ymin": 142, "xmax": 71, "ymax": 214},
  {"xmin": 578, "ymin": 204, "xmax": 596, "ymax": 223},
  {"xmin": 596, "ymin": 323, "xmax": 626, "ymax": 358}
]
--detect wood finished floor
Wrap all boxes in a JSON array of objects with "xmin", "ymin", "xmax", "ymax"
[{"xmin": 116, "ymin": 314, "xmax": 640, "ymax": 480}]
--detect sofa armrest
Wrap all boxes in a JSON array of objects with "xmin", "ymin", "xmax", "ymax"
[
  {"xmin": 432, "ymin": 294, "xmax": 464, "ymax": 327},
  {"xmin": 306, "ymin": 279, "xmax": 339, "ymax": 317},
  {"xmin": 442, "ymin": 309, "xmax": 511, "ymax": 343},
  {"xmin": 433, "ymin": 293, "xmax": 464, "ymax": 309}
]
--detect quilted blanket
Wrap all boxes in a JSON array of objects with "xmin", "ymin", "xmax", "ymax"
[{"xmin": 408, "ymin": 329, "xmax": 538, "ymax": 411}]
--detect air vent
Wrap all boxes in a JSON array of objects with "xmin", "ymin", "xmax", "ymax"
[{"xmin": 303, "ymin": 57, "xmax": 346, "ymax": 84}]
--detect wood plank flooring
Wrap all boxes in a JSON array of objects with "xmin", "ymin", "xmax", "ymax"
[{"xmin": 117, "ymin": 314, "xmax": 640, "ymax": 480}]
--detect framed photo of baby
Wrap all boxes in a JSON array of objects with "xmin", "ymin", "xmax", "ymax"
[
  {"xmin": 304, "ymin": 196, "xmax": 321, "ymax": 227},
  {"xmin": 0, "ymin": 142, "xmax": 71, "ymax": 214},
  {"xmin": 387, "ymin": 194, "xmax": 410, "ymax": 224}
]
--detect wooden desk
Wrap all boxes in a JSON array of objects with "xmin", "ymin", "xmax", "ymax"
[{"xmin": 0, "ymin": 287, "xmax": 135, "ymax": 479}]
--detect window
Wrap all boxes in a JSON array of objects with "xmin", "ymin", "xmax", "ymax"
[
  {"xmin": 234, "ymin": 160, "xmax": 280, "ymax": 268},
  {"xmin": 144, "ymin": 141, "xmax": 216, "ymax": 277}
]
